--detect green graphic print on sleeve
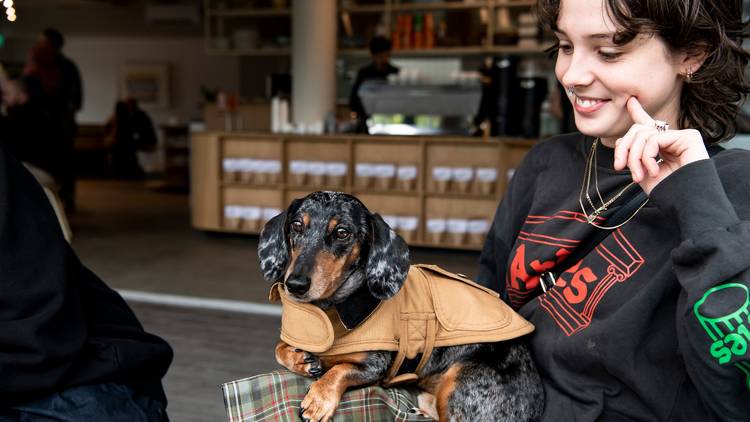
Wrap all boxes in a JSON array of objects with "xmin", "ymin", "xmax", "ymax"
[{"xmin": 693, "ymin": 283, "xmax": 750, "ymax": 390}]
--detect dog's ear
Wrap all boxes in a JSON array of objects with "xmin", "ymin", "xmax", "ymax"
[
  {"xmin": 258, "ymin": 210, "xmax": 290, "ymax": 282},
  {"xmin": 365, "ymin": 213, "xmax": 410, "ymax": 299}
]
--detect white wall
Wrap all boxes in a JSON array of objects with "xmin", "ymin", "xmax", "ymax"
[{"xmin": 65, "ymin": 37, "xmax": 240, "ymax": 125}]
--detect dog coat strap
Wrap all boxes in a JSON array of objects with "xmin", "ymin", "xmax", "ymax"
[
  {"xmin": 385, "ymin": 316, "xmax": 411, "ymax": 384},
  {"xmin": 415, "ymin": 317, "xmax": 438, "ymax": 376}
]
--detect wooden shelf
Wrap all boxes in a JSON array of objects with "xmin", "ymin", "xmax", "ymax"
[
  {"xmin": 206, "ymin": 48, "xmax": 291, "ymax": 56},
  {"xmin": 205, "ymin": 0, "xmax": 543, "ymax": 57},
  {"xmin": 425, "ymin": 191, "xmax": 497, "ymax": 200},
  {"xmin": 190, "ymin": 132, "xmax": 537, "ymax": 251},
  {"xmin": 208, "ymin": 8, "xmax": 290, "ymax": 17},
  {"xmin": 340, "ymin": 0, "xmax": 536, "ymax": 13}
]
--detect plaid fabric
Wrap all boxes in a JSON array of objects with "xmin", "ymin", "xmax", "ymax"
[{"xmin": 221, "ymin": 370, "xmax": 435, "ymax": 422}]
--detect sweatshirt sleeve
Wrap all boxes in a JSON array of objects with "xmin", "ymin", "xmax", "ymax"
[
  {"xmin": 477, "ymin": 142, "xmax": 540, "ymax": 298},
  {"xmin": 0, "ymin": 144, "xmax": 87, "ymax": 406},
  {"xmin": 649, "ymin": 153, "xmax": 750, "ymax": 419}
]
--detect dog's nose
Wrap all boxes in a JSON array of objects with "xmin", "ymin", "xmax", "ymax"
[{"xmin": 285, "ymin": 274, "xmax": 311, "ymax": 295}]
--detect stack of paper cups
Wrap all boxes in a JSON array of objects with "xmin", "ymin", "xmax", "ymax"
[
  {"xmin": 446, "ymin": 218, "xmax": 468, "ymax": 246},
  {"xmin": 475, "ymin": 167, "xmax": 497, "ymax": 195},
  {"xmin": 432, "ymin": 167, "xmax": 452, "ymax": 192},
  {"xmin": 426, "ymin": 218, "xmax": 447, "ymax": 244},
  {"xmin": 396, "ymin": 216, "xmax": 419, "ymax": 243},
  {"xmin": 397, "ymin": 165, "xmax": 418, "ymax": 191}
]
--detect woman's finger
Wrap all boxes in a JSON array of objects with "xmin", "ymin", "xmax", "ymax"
[
  {"xmin": 614, "ymin": 123, "xmax": 646, "ymax": 170},
  {"xmin": 627, "ymin": 129, "xmax": 650, "ymax": 182},
  {"xmin": 642, "ymin": 134, "xmax": 662, "ymax": 177},
  {"xmin": 626, "ymin": 96, "xmax": 656, "ymax": 127}
]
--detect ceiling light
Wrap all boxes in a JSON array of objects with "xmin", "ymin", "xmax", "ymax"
[{"xmin": 3, "ymin": 0, "xmax": 12, "ymax": 8}]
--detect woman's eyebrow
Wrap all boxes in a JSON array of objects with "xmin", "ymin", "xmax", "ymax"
[{"xmin": 554, "ymin": 29, "xmax": 614, "ymax": 40}]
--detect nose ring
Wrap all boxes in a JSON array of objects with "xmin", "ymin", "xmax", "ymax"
[{"xmin": 565, "ymin": 86, "xmax": 575, "ymax": 96}]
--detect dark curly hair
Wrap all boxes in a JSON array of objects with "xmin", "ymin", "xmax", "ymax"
[{"xmin": 538, "ymin": 0, "xmax": 750, "ymax": 144}]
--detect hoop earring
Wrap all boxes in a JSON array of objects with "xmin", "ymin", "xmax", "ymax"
[{"xmin": 685, "ymin": 66, "xmax": 694, "ymax": 82}]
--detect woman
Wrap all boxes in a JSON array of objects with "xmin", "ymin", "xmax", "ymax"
[
  {"xmin": 476, "ymin": 0, "xmax": 750, "ymax": 419},
  {"xmin": 229, "ymin": 0, "xmax": 749, "ymax": 420}
]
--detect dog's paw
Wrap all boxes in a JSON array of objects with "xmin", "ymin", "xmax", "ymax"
[
  {"xmin": 299, "ymin": 380, "xmax": 339, "ymax": 422},
  {"xmin": 276, "ymin": 346, "xmax": 323, "ymax": 378}
]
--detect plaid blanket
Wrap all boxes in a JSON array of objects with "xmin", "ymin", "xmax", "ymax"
[{"xmin": 221, "ymin": 370, "xmax": 435, "ymax": 422}]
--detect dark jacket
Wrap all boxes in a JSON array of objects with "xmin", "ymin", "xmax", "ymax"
[
  {"xmin": 349, "ymin": 63, "xmax": 399, "ymax": 124},
  {"xmin": 477, "ymin": 133, "xmax": 750, "ymax": 421},
  {"xmin": 0, "ymin": 142, "xmax": 172, "ymax": 407}
]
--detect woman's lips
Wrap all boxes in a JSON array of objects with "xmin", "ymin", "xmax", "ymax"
[{"xmin": 573, "ymin": 95, "xmax": 609, "ymax": 114}]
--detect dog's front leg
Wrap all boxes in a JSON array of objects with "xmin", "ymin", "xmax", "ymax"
[
  {"xmin": 275, "ymin": 341, "xmax": 323, "ymax": 378},
  {"xmin": 300, "ymin": 351, "xmax": 390, "ymax": 422}
]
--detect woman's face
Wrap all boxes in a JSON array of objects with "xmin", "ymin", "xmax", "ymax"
[{"xmin": 555, "ymin": 0, "xmax": 686, "ymax": 145}]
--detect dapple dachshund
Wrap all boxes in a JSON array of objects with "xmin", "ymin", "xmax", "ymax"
[{"xmin": 258, "ymin": 191, "xmax": 543, "ymax": 421}]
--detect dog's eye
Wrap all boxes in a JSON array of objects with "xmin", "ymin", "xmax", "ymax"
[
  {"xmin": 335, "ymin": 227, "xmax": 351, "ymax": 240},
  {"xmin": 290, "ymin": 221, "xmax": 304, "ymax": 234}
]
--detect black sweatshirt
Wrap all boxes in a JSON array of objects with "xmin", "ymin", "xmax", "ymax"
[
  {"xmin": 0, "ymin": 143, "xmax": 173, "ymax": 407},
  {"xmin": 477, "ymin": 133, "xmax": 750, "ymax": 421}
]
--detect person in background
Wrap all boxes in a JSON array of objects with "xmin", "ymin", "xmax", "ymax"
[
  {"xmin": 104, "ymin": 98, "xmax": 158, "ymax": 180},
  {"xmin": 0, "ymin": 140, "xmax": 172, "ymax": 421},
  {"xmin": 1, "ymin": 68, "xmax": 66, "ymax": 189},
  {"xmin": 41, "ymin": 28, "xmax": 83, "ymax": 212},
  {"xmin": 349, "ymin": 36, "xmax": 399, "ymax": 133}
]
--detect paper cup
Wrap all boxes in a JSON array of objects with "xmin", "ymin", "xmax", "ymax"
[
  {"xmin": 355, "ymin": 163, "xmax": 375, "ymax": 189},
  {"xmin": 223, "ymin": 205, "xmax": 243, "ymax": 229},
  {"xmin": 325, "ymin": 162, "xmax": 348, "ymax": 188},
  {"xmin": 431, "ymin": 166, "xmax": 452, "ymax": 192},
  {"xmin": 240, "ymin": 206, "xmax": 262, "ymax": 232},
  {"xmin": 467, "ymin": 219, "xmax": 490, "ymax": 245},
  {"xmin": 397, "ymin": 165, "xmax": 418, "ymax": 191},
  {"xmin": 451, "ymin": 167, "xmax": 474, "ymax": 193},
  {"xmin": 396, "ymin": 216, "xmax": 419, "ymax": 243},
  {"xmin": 289, "ymin": 160, "xmax": 309, "ymax": 186},
  {"xmin": 222, "ymin": 158, "xmax": 241, "ymax": 183},
  {"xmin": 266, "ymin": 160, "xmax": 282, "ymax": 185},
  {"xmin": 308, "ymin": 161, "xmax": 327, "ymax": 186},
  {"xmin": 475, "ymin": 167, "xmax": 497, "ymax": 195},
  {"xmin": 373, "ymin": 164, "xmax": 396, "ymax": 191},
  {"xmin": 446, "ymin": 218, "xmax": 468, "ymax": 246},
  {"xmin": 426, "ymin": 218, "xmax": 447, "ymax": 244}
]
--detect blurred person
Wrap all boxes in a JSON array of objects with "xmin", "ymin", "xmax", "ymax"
[
  {"xmin": 0, "ymin": 75, "xmax": 65, "ymax": 187},
  {"xmin": 24, "ymin": 28, "xmax": 83, "ymax": 212},
  {"xmin": 348, "ymin": 36, "xmax": 399, "ymax": 133},
  {"xmin": 0, "ymin": 138, "xmax": 172, "ymax": 421},
  {"xmin": 104, "ymin": 98, "xmax": 158, "ymax": 180}
]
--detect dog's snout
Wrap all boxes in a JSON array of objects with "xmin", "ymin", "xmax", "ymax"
[{"xmin": 285, "ymin": 274, "xmax": 311, "ymax": 295}]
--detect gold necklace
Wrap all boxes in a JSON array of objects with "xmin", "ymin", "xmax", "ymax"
[{"xmin": 578, "ymin": 138, "xmax": 654, "ymax": 230}]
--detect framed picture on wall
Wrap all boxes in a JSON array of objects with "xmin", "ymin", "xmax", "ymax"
[{"xmin": 119, "ymin": 63, "xmax": 170, "ymax": 108}]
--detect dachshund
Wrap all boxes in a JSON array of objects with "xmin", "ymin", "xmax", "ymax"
[{"xmin": 258, "ymin": 191, "xmax": 543, "ymax": 422}]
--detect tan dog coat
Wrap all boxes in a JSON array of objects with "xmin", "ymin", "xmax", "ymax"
[{"xmin": 270, "ymin": 264, "xmax": 534, "ymax": 385}]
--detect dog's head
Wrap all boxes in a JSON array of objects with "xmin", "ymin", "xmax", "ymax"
[{"xmin": 258, "ymin": 191, "xmax": 410, "ymax": 303}]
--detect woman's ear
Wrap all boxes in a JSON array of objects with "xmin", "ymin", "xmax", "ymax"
[
  {"xmin": 365, "ymin": 213, "xmax": 410, "ymax": 299},
  {"xmin": 258, "ymin": 211, "xmax": 289, "ymax": 282},
  {"xmin": 678, "ymin": 48, "xmax": 708, "ymax": 79}
]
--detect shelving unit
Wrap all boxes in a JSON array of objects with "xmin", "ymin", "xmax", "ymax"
[
  {"xmin": 204, "ymin": 0, "xmax": 547, "ymax": 56},
  {"xmin": 191, "ymin": 131, "xmax": 535, "ymax": 250}
]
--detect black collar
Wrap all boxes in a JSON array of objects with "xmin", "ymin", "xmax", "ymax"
[{"xmin": 334, "ymin": 283, "xmax": 382, "ymax": 330}]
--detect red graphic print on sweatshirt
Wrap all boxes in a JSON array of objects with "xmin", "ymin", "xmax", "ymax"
[{"xmin": 507, "ymin": 210, "xmax": 644, "ymax": 336}]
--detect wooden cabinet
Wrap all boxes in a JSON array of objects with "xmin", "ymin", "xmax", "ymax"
[
  {"xmin": 190, "ymin": 131, "xmax": 534, "ymax": 250},
  {"xmin": 204, "ymin": 0, "xmax": 547, "ymax": 56}
]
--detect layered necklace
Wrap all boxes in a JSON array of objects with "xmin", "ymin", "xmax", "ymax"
[{"xmin": 578, "ymin": 138, "xmax": 656, "ymax": 230}]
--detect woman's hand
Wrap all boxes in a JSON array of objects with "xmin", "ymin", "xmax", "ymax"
[{"xmin": 613, "ymin": 97, "xmax": 709, "ymax": 194}]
